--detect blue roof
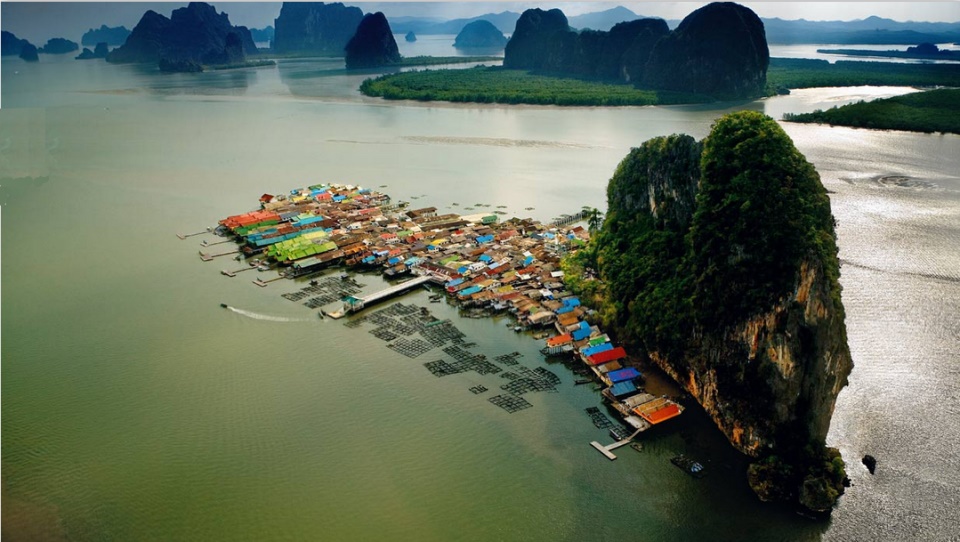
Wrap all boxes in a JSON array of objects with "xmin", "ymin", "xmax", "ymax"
[
  {"xmin": 543, "ymin": 232, "xmax": 556, "ymax": 239},
  {"xmin": 446, "ymin": 278, "xmax": 465, "ymax": 288},
  {"xmin": 582, "ymin": 342, "xmax": 613, "ymax": 357},
  {"xmin": 479, "ymin": 254, "xmax": 492, "ymax": 262},
  {"xmin": 332, "ymin": 195, "xmax": 346, "ymax": 202},
  {"xmin": 523, "ymin": 256, "xmax": 534, "ymax": 265},
  {"xmin": 607, "ymin": 367, "xmax": 642, "ymax": 384},
  {"xmin": 388, "ymin": 257, "xmax": 402, "ymax": 265},
  {"xmin": 556, "ymin": 306, "xmax": 574, "ymax": 315},
  {"xmin": 404, "ymin": 257, "xmax": 422, "ymax": 265},
  {"xmin": 572, "ymin": 327, "xmax": 591, "ymax": 341},
  {"xmin": 610, "ymin": 380, "xmax": 638, "ymax": 398},
  {"xmin": 563, "ymin": 297, "xmax": 581, "ymax": 307},
  {"xmin": 459, "ymin": 285, "xmax": 482, "ymax": 296},
  {"xmin": 580, "ymin": 321, "xmax": 590, "ymax": 330},
  {"xmin": 362, "ymin": 256, "xmax": 376, "ymax": 263},
  {"xmin": 457, "ymin": 266, "xmax": 468, "ymax": 274},
  {"xmin": 476, "ymin": 235, "xmax": 494, "ymax": 244}
]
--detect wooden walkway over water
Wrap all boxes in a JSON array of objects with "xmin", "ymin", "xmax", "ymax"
[{"xmin": 325, "ymin": 275, "xmax": 433, "ymax": 319}]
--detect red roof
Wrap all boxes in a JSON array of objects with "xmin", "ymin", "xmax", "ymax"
[
  {"xmin": 639, "ymin": 403, "xmax": 681, "ymax": 424},
  {"xmin": 587, "ymin": 347, "xmax": 627, "ymax": 366}
]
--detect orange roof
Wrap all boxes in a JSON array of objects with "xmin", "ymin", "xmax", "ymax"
[
  {"xmin": 637, "ymin": 403, "xmax": 681, "ymax": 425},
  {"xmin": 546, "ymin": 334, "xmax": 572, "ymax": 347},
  {"xmin": 557, "ymin": 313, "xmax": 579, "ymax": 326}
]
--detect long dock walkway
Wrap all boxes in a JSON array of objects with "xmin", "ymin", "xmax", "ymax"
[
  {"xmin": 326, "ymin": 275, "xmax": 433, "ymax": 318},
  {"xmin": 590, "ymin": 427, "xmax": 645, "ymax": 460}
]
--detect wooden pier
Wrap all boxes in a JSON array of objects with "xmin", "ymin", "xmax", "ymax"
[
  {"xmin": 590, "ymin": 427, "xmax": 644, "ymax": 460},
  {"xmin": 177, "ymin": 228, "xmax": 213, "ymax": 240},
  {"xmin": 199, "ymin": 249, "xmax": 240, "ymax": 262},
  {"xmin": 326, "ymin": 275, "xmax": 433, "ymax": 319},
  {"xmin": 550, "ymin": 210, "xmax": 586, "ymax": 227}
]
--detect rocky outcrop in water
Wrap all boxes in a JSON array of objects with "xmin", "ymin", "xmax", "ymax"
[
  {"xmin": 76, "ymin": 42, "xmax": 109, "ymax": 60},
  {"xmin": 19, "ymin": 42, "xmax": 40, "ymax": 62},
  {"xmin": 107, "ymin": 3, "xmax": 256, "ymax": 71},
  {"xmin": 589, "ymin": 111, "xmax": 852, "ymax": 513},
  {"xmin": 405, "ymin": 31, "xmax": 417, "ymax": 43},
  {"xmin": 502, "ymin": 2, "xmax": 768, "ymax": 99},
  {"xmin": 39, "ymin": 38, "xmax": 79, "ymax": 54},
  {"xmin": 454, "ymin": 20, "xmax": 508, "ymax": 49},
  {"xmin": 272, "ymin": 2, "xmax": 364, "ymax": 54},
  {"xmin": 643, "ymin": 2, "xmax": 769, "ymax": 99},
  {"xmin": 345, "ymin": 12, "xmax": 400, "ymax": 69},
  {"xmin": 81, "ymin": 25, "xmax": 130, "ymax": 46},
  {"xmin": 2, "ymin": 31, "xmax": 31, "ymax": 57}
]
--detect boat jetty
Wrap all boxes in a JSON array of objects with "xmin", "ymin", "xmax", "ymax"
[{"xmin": 185, "ymin": 182, "xmax": 683, "ymax": 456}]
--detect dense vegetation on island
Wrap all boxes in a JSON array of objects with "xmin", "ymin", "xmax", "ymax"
[
  {"xmin": 765, "ymin": 58, "xmax": 960, "ymax": 92},
  {"xmin": 359, "ymin": 58, "xmax": 960, "ymax": 107},
  {"xmin": 564, "ymin": 111, "xmax": 852, "ymax": 513},
  {"xmin": 783, "ymin": 88, "xmax": 960, "ymax": 134},
  {"xmin": 360, "ymin": 67, "xmax": 712, "ymax": 105}
]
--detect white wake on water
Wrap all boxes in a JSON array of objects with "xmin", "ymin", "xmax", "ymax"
[{"xmin": 226, "ymin": 306, "xmax": 310, "ymax": 322}]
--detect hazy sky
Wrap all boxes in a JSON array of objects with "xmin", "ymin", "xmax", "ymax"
[{"xmin": 2, "ymin": 1, "xmax": 958, "ymax": 44}]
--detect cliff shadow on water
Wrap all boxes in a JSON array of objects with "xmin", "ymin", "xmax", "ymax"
[{"xmin": 567, "ymin": 110, "xmax": 853, "ymax": 515}]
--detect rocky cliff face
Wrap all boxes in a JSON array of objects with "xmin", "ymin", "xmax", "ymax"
[
  {"xmin": 344, "ymin": 12, "xmax": 400, "ymax": 69},
  {"xmin": 594, "ymin": 111, "xmax": 852, "ymax": 511},
  {"xmin": 106, "ymin": 10, "xmax": 170, "ymax": 64},
  {"xmin": 2, "ymin": 30, "xmax": 31, "ymax": 57},
  {"xmin": 502, "ymin": 9, "xmax": 572, "ymax": 71},
  {"xmin": 454, "ymin": 20, "xmax": 508, "ymax": 49},
  {"xmin": 107, "ymin": 3, "xmax": 255, "ymax": 70},
  {"xmin": 503, "ymin": 2, "xmax": 767, "ymax": 99},
  {"xmin": 643, "ymin": 2, "xmax": 768, "ymax": 99},
  {"xmin": 272, "ymin": 2, "xmax": 364, "ymax": 54}
]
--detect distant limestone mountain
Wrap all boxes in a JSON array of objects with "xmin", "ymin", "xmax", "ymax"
[
  {"xmin": 345, "ymin": 12, "xmax": 400, "ymax": 69},
  {"xmin": 762, "ymin": 16, "xmax": 960, "ymax": 44},
  {"xmin": 390, "ymin": 11, "xmax": 520, "ymax": 36},
  {"xmin": 249, "ymin": 26, "xmax": 274, "ymax": 44},
  {"xmin": 81, "ymin": 25, "xmax": 131, "ymax": 46},
  {"xmin": 567, "ymin": 6, "xmax": 640, "ymax": 31},
  {"xmin": 107, "ymin": 2, "xmax": 257, "ymax": 71},
  {"xmin": 503, "ymin": 2, "xmax": 769, "ymax": 99},
  {"xmin": 39, "ymin": 37, "xmax": 80, "ymax": 54},
  {"xmin": 76, "ymin": 42, "xmax": 110, "ymax": 60},
  {"xmin": 454, "ymin": 20, "xmax": 508, "ymax": 49},
  {"xmin": 272, "ymin": 2, "xmax": 364, "ymax": 54}
]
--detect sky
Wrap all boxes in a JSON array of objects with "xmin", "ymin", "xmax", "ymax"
[{"xmin": 2, "ymin": 1, "xmax": 959, "ymax": 44}]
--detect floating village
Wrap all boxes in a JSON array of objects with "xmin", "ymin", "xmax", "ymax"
[{"xmin": 182, "ymin": 183, "xmax": 690, "ymax": 463}]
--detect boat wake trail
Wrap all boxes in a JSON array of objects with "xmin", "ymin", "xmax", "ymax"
[{"xmin": 226, "ymin": 307, "xmax": 310, "ymax": 323}]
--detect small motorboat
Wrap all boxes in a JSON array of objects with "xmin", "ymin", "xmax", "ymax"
[{"xmin": 220, "ymin": 303, "xmax": 229, "ymax": 309}]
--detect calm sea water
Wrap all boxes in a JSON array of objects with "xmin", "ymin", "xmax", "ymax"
[{"xmin": 2, "ymin": 50, "xmax": 959, "ymax": 542}]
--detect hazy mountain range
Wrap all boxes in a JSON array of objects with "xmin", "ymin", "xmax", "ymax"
[{"xmin": 389, "ymin": 6, "xmax": 960, "ymax": 44}]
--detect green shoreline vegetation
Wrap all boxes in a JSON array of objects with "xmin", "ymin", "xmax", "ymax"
[
  {"xmin": 783, "ymin": 88, "xmax": 960, "ymax": 134},
  {"xmin": 360, "ymin": 66, "xmax": 713, "ymax": 106},
  {"xmin": 359, "ymin": 58, "xmax": 960, "ymax": 106}
]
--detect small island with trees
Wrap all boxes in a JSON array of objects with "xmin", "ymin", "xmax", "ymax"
[{"xmin": 783, "ymin": 88, "xmax": 960, "ymax": 134}]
